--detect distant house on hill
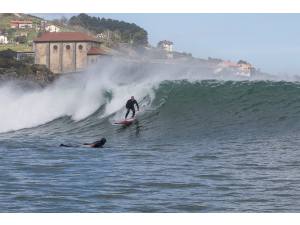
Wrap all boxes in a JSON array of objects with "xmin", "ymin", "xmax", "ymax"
[
  {"xmin": 45, "ymin": 24, "xmax": 60, "ymax": 33},
  {"xmin": 237, "ymin": 60, "xmax": 253, "ymax": 76},
  {"xmin": 96, "ymin": 30, "xmax": 122, "ymax": 47},
  {"xmin": 96, "ymin": 30, "xmax": 113, "ymax": 40},
  {"xmin": 157, "ymin": 40, "xmax": 174, "ymax": 59},
  {"xmin": 0, "ymin": 35, "xmax": 8, "ymax": 44},
  {"xmin": 34, "ymin": 32, "xmax": 109, "ymax": 74},
  {"xmin": 10, "ymin": 20, "xmax": 33, "ymax": 29},
  {"xmin": 217, "ymin": 60, "xmax": 253, "ymax": 77},
  {"xmin": 157, "ymin": 40, "xmax": 173, "ymax": 52}
]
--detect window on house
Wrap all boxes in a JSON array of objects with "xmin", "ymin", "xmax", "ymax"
[
  {"xmin": 66, "ymin": 45, "xmax": 71, "ymax": 50},
  {"xmin": 78, "ymin": 45, "xmax": 83, "ymax": 50},
  {"xmin": 53, "ymin": 45, "xmax": 58, "ymax": 50}
]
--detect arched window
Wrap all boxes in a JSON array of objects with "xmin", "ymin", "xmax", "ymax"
[
  {"xmin": 66, "ymin": 45, "xmax": 71, "ymax": 50},
  {"xmin": 78, "ymin": 45, "xmax": 83, "ymax": 50},
  {"xmin": 53, "ymin": 45, "xmax": 58, "ymax": 50}
]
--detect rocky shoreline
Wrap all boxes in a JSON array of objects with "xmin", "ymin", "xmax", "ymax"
[
  {"xmin": 0, "ymin": 65, "xmax": 56, "ymax": 86},
  {"xmin": 0, "ymin": 49, "xmax": 56, "ymax": 86}
]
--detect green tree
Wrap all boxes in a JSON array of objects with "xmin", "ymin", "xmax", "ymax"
[{"xmin": 68, "ymin": 13, "xmax": 148, "ymax": 46}]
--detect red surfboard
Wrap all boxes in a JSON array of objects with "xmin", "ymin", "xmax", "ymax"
[{"xmin": 114, "ymin": 117, "xmax": 136, "ymax": 125}]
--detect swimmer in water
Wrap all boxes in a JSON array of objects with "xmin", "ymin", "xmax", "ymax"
[{"xmin": 60, "ymin": 138, "xmax": 106, "ymax": 148}]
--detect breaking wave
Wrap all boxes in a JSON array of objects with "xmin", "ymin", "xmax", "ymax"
[{"xmin": 1, "ymin": 60, "xmax": 300, "ymax": 138}]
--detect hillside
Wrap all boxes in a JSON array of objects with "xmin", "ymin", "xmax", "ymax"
[
  {"xmin": 68, "ymin": 14, "xmax": 148, "ymax": 46},
  {"xmin": 0, "ymin": 13, "xmax": 149, "ymax": 52},
  {"xmin": 0, "ymin": 14, "xmax": 74, "ymax": 51},
  {"xmin": 0, "ymin": 13, "xmax": 40, "ymax": 29},
  {"xmin": 68, "ymin": 14, "xmax": 148, "ymax": 45},
  {"xmin": 0, "ymin": 13, "xmax": 41, "ymax": 51}
]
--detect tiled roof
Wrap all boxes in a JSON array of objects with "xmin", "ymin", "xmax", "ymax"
[
  {"xmin": 10, "ymin": 20, "xmax": 32, "ymax": 24},
  {"xmin": 34, "ymin": 32, "xmax": 100, "ymax": 43},
  {"xmin": 222, "ymin": 61, "xmax": 239, "ymax": 67},
  {"xmin": 87, "ymin": 47, "xmax": 108, "ymax": 55}
]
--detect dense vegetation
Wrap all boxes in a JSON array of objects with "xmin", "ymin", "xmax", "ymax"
[
  {"xmin": 68, "ymin": 13, "xmax": 148, "ymax": 46},
  {"xmin": 0, "ymin": 13, "xmax": 148, "ymax": 49}
]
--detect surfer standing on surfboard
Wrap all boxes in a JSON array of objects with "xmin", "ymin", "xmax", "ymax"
[{"xmin": 125, "ymin": 96, "xmax": 139, "ymax": 119}]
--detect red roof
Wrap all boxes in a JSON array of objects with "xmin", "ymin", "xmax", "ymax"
[
  {"xmin": 11, "ymin": 20, "xmax": 32, "ymax": 24},
  {"xmin": 87, "ymin": 47, "xmax": 108, "ymax": 55},
  {"xmin": 34, "ymin": 32, "xmax": 100, "ymax": 43}
]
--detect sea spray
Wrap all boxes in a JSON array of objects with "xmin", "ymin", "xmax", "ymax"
[{"xmin": 0, "ymin": 60, "xmax": 176, "ymax": 133}]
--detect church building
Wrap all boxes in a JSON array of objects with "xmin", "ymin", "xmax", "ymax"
[{"xmin": 34, "ymin": 32, "xmax": 108, "ymax": 74}]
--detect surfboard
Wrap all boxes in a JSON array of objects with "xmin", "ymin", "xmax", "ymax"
[{"xmin": 114, "ymin": 117, "xmax": 136, "ymax": 125}]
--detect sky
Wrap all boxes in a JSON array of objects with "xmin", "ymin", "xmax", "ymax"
[{"xmin": 34, "ymin": 13, "xmax": 300, "ymax": 75}]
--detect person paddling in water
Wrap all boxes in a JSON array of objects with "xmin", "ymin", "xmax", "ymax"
[
  {"xmin": 60, "ymin": 138, "xmax": 106, "ymax": 148},
  {"xmin": 83, "ymin": 138, "xmax": 106, "ymax": 148},
  {"xmin": 125, "ymin": 96, "xmax": 139, "ymax": 119}
]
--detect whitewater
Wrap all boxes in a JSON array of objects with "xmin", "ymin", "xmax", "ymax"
[{"xmin": 1, "ymin": 59, "xmax": 300, "ymax": 212}]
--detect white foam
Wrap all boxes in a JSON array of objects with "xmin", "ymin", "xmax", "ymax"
[{"xmin": 0, "ymin": 61, "xmax": 161, "ymax": 133}]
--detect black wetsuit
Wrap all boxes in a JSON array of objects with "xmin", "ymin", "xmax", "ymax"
[
  {"xmin": 89, "ymin": 138, "xmax": 106, "ymax": 148},
  {"xmin": 60, "ymin": 138, "xmax": 106, "ymax": 148},
  {"xmin": 125, "ymin": 99, "xmax": 139, "ymax": 119}
]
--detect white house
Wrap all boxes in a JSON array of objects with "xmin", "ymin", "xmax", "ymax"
[
  {"xmin": 0, "ymin": 35, "xmax": 8, "ymax": 44},
  {"xmin": 157, "ymin": 40, "xmax": 174, "ymax": 59},
  {"xmin": 237, "ymin": 62, "xmax": 252, "ymax": 77},
  {"xmin": 45, "ymin": 24, "xmax": 61, "ymax": 32},
  {"xmin": 157, "ymin": 40, "xmax": 174, "ymax": 52},
  {"xmin": 10, "ymin": 20, "xmax": 33, "ymax": 29},
  {"xmin": 216, "ymin": 60, "xmax": 253, "ymax": 77}
]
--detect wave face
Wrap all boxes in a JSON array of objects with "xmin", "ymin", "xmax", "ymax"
[
  {"xmin": 1, "ymin": 60, "xmax": 300, "ymax": 137},
  {"xmin": 2, "ymin": 61, "xmax": 300, "ymax": 212}
]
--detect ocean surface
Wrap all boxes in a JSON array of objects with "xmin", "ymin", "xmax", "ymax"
[{"xmin": 1, "ymin": 62, "xmax": 300, "ymax": 212}]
